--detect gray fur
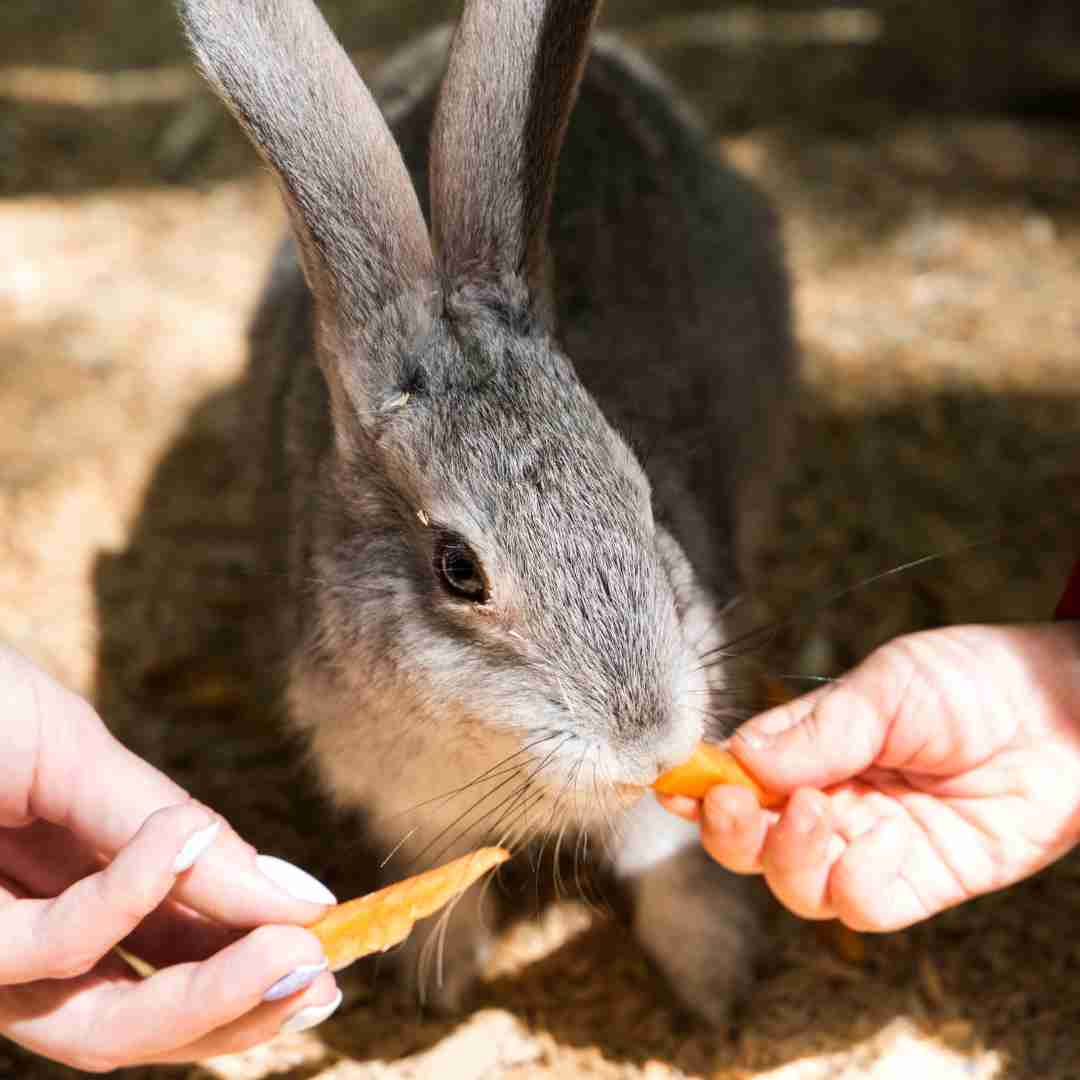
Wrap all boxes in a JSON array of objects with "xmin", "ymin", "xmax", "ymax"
[
  {"xmin": 176, "ymin": 0, "xmax": 433, "ymax": 323},
  {"xmin": 430, "ymin": 0, "xmax": 600, "ymax": 299},
  {"xmin": 179, "ymin": 0, "xmax": 793, "ymax": 1025}
]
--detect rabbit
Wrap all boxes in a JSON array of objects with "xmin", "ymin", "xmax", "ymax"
[{"xmin": 178, "ymin": 0, "xmax": 793, "ymax": 1026}]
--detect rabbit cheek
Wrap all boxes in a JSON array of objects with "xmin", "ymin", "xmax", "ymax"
[{"xmin": 294, "ymin": 605, "xmax": 555, "ymax": 823}]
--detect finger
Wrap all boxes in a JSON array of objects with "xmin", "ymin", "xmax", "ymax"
[
  {"xmin": 0, "ymin": 647, "xmax": 335, "ymax": 927},
  {"xmin": 91, "ymin": 927, "xmax": 334, "ymax": 1064},
  {"xmin": 0, "ymin": 926, "xmax": 334, "ymax": 1072},
  {"xmin": 0, "ymin": 822, "xmax": 248, "ymax": 969},
  {"xmin": 0, "ymin": 803, "xmax": 219, "ymax": 985},
  {"xmin": 759, "ymin": 788, "xmax": 840, "ymax": 920},
  {"xmin": 828, "ymin": 815, "xmax": 933, "ymax": 931},
  {"xmin": 71, "ymin": 733, "xmax": 337, "ymax": 926},
  {"xmin": 730, "ymin": 676, "xmax": 887, "ymax": 793},
  {"xmin": 731, "ymin": 626, "xmax": 1040, "ymax": 794},
  {"xmin": 699, "ymin": 785, "xmax": 774, "ymax": 875},
  {"xmin": 829, "ymin": 781, "xmax": 990, "ymax": 923},
  {"xmin": 655, "ymin": 793, "xmax": 701, "ymax": 822},
  {"xmin": 152, "ymin": 972, "xmax": 343, "ymax": 1065}
]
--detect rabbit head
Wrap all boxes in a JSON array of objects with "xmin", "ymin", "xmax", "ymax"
[{"xmin": 179, "ymin": 0, "xmax": 716, "ymax": 839}]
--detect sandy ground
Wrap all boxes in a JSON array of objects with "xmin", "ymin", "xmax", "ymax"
[{"xmin": 3, "ymin": 3, "xmax": 1080, "ymax": 1078}]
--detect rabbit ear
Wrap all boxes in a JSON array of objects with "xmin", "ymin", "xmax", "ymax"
[
  {"xmin": 178, "ymin": 0, "xmax": 433, "ymax": 324},
  {"xmin": 429, "ymin": 0, "xmax": 600, "ymax": 303}
]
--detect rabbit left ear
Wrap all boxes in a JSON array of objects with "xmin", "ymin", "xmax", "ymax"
[
  {"xmin": 178, "ymin": 0, "xmax": 434, "ymax": 329},
  {"xmin": 429, "ymin": 0, "xmax": 600, "ymax": 307}
]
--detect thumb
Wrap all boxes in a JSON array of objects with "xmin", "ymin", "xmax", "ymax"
[
  {"xmin": 730, "ymin": 624, "xmax": 1042, "ymax": 794},
  {"xmin": 729, "ymin": 648, "xmax": 912, "ymax": 793}
]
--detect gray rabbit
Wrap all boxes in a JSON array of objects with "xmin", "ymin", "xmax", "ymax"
[{"xmin": 178, "ymin": 0, "xmax": 793, "ymax": 1025}]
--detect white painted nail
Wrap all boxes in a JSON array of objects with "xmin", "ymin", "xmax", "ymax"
[
  {"xmin": 280, "ymin": 988, "xmax": 343, "ymax": 1034},
  {"xmin": 256, "ymin": 854, "xmax": 337, "ymax": 905},
  {"xmin": 263, "ymin": 961, "xmax": 328, "ymax": 1002},
  {"xmin": 172, "ymin": 820, "xmax": 222, "ymax": 873}
]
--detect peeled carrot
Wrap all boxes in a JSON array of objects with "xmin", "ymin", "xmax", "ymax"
[
  {"xmin": 307, "ymin": 847, "xmax": 509, "ymax": 973},
  {"xmin": 652, "ymin": 743, "xmax": 783, "ymax": 807}
]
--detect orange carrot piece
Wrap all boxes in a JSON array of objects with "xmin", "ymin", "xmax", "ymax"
[
  {"xmin": 308, "ymin": 847, "xmax": 509, "ymax": 973},
  {"xmin": 652, "ymin": 743, "xmax": 783, "ymax": 807}
]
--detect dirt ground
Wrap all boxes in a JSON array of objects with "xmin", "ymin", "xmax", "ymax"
[{"xmin": 3, "ymin": 2, "xmax": 1080, "ymax": 1078}]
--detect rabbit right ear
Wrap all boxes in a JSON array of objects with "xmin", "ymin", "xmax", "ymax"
[
  {"xmin": 178, "ymin": 0, "xmax": 433, "ymax": 330},
  {"xmin": 429, "ymin": 0, "xmax": 600, "ymax": 310}
]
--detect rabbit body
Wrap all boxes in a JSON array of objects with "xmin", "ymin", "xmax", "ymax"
[{"xmin": 182, "ymin": 0, "xmax": 792, "ymax": 1024}]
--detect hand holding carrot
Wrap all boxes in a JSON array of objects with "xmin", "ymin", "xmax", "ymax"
[
  {"xmin": 660, "ymin": 623, "xmax": 1080, "ymax": 931},
  {"xmin": 0, "ymin": 645, "xmax": 341, "ymax": 1071}
]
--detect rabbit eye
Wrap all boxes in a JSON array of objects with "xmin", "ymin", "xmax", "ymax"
[{"xmin": 434, "ymin": 533, "xmax": 489, "ymax": 603}]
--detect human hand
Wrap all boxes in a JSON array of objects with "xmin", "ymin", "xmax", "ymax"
[
  {"xmin": 660, "ymin": 623, "xmax": 1080, "ymax": 931},
  {"xmin": 0, "ymin": 645, "xmax": 342, "ymax": 1071}
]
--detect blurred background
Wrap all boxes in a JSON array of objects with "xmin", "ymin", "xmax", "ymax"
[
  {"xmin": 2, "ymin": 3, "xmax": 1080, "ymax": 1079},
  {"xmin": 4, "ymin": 0, "xmax": 1080, "ymax": 190}
]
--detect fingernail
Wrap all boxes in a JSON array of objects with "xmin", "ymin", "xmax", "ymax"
[
  {"xmin": 737, "ymin": 707, "xmax": 803, "ymax": 750},
  {"xmin": 704, "ymin": 789, "xmax": 745, "ymax": 831},
  {"xmin": 280, "ymin": 988, "xmax": 343, "ymax": 1034},
  {"xmin": 256, "ymin": 855, "xmax": 337, "ymax": 906},
  {"xmin": 263, "ymin": 961, "xmax": 328, "ymax": 1003},
  {"xmin": 172, "ymin": 820, "xmax": 222, "ymax": 873},
  {"xmin": 787, "ymin": 798, "xmax": 820, "ymax": 836}
]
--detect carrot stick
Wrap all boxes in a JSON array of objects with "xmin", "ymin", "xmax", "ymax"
[
  {"xmin": 308, "ymin": 847, "xmax": 510, "ymax": 972},
  {"xmin": 652, "ymin": 743, "xmax": 783, "ymax": 807}
]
